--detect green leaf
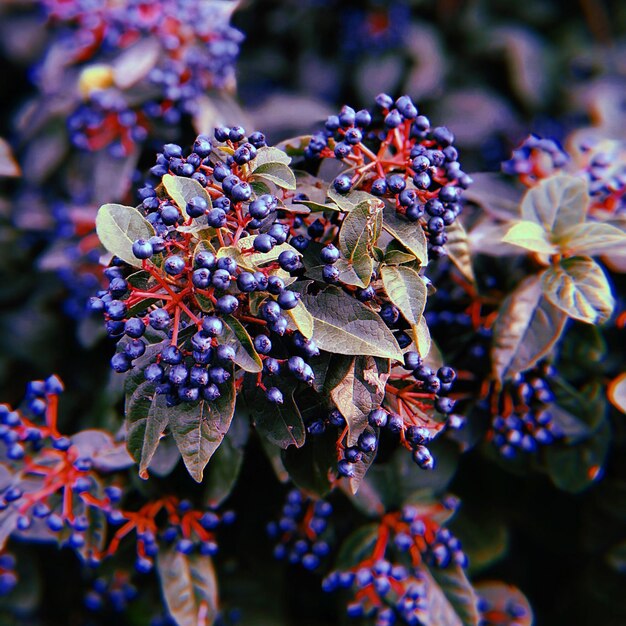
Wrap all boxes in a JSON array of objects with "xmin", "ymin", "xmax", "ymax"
[
  {"xmin": 551, "ymin": 378, "xmax": 606, "ymax": 435},
  {"xmin": 125, "ymin": 381, "xmax": 170, "ymax": 479},
  {"xmin": 545, "ymin": 418, "xmax": 611, "ymax": 493},
  {"xmin": 95, "ymin": 204, "xmax": 155, "ymax": 268},
  {"xmin": 492, "ymin": 276, "xmax": 567, "ymax": 381},
  {"xmin": 557, "ymin": 222, "xmax": 626, "ymax": 256},
  {"xmin": 382, "ymin": 204, "xmax": 428, "ymax": 265},
  {"xmin": 352, "ymin": 441, "xmax": 459, "ymax": 513},
  {"xmin": 282, "ymin": 428, "xmax": 337, "ymax": 497},
  {"xmin": 301, "ymin": 286, "xmax": 403, "ymax": 360},
  {"xmin": 445, "ymin": 220, "xmax": 475, "ymax": 283},
  {"xmin": 162, "ymin": 174, "xmax": 212, "ymax": 220},
  {"xmin": 330, "ymin": 257, "xmax": 367, "ymax": 288},
  {"xmin": 381, "ymin": 265, "xmax": 427, "ymax": 345},
  {"xmin": 286, "ymin": 301, "xmax": 314, "ymax": 339},
  {"xmin": 251, "ymin": 162, "xmax": 297, "ymax": 190},
  {"xmin": 451, "ymin": 512, "xmax": 508, "ymax": 575},
  {"xmin": 501, "ymin": 220, "xmax": 557, "ymax": 254},
  {"xmin": 217, "ymin": 236, "xmax": 300, "ymax": 271},
  {"xmin": 328, "ymin": 187, "xmax": 378, "ymax": 212},
  {"xmin": 203, "ymin": 410, "xmax": 249, "ymax": 507},
  {"xmin": 330, "ymin": 356, "xmax": 389, "ymax": 446},
  {"xmin": 427, "ymin": 565, "xmax": 481, "ymax": 626},
  {"xmin": 249, "ymin": 146, "xmax": 295, "ymax": 190},
  {"xmin": 338, "ymin": 198, "xmax": 384, "ymax": 286},
  {"xmin": 251, "ymin": 145, "xmax": 291, "ymax": 166},
  {"xmin": 249, "ymin": 386, "xmax": 305, "ymax": 449},
  {"xmin": 607, "ymin": 541, "xmax": 626, "ymax": 573},
  {"xmin": 221, "ymin": 315, "xmax": 262, "ymax": 373},
  {"xmin": 334, "ymin": 524, "xmax": 379, "ymax": 570},
  {"xmin": 415, "ymin": 317, "xmax": 432, "ymax": 358},
  {"xmin": 520, "ymin": 173, "xmax": 588, "ymax": 236},
  {"xmin": 274, "ymin": 135, "xmax": 313, "ymax": 158},
  {"xmin": 168, "ymin": 371, "xmax": 236, "ymax": 483},
  {"xmin": 541, "ymin": 257, "xmax": 614, "ymax": 324},
  {"xmin": 157, "ymin": 548, "xmax": 218, "ymax": 626},
  {"xmin": 384, "ymin": 247, "xmax": 416, "ymax": 265}
]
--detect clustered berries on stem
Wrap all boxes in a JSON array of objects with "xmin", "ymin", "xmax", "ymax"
[
  {"xmin": 90, "ymin": 127, "xmax": 323, "ymax": 409},
  {"xmin": 42, "ymin": 0, "xmax": 243, "ymax": 156},
  {"xmin": 267, "ymin": 489, "xmax": 333, "ymax": 571},
  {"xmin": 306, "ymin": 93, "xmax": 472, "ymax": 257},
  {"xmin": 323, "ymin": 500, "xmax": 467, "ymax": 624},
  {"xmin": 487, "ymin": 363, "xmax": 564, "ymax": 459},
  {"xmin": 0, "ymin": 378, "xmax": 230, "ymax": 580}
]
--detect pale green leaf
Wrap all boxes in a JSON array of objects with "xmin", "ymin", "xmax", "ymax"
[
  {"xmin": 382, "ymin": 204, "xmax": 428, "ymax": 265},
  {"xmin": 162, "ymin": 173, "xmax": 212, "ymax": 220},
  {"xmin": 381, "ymin": 265, "xmax": 427, "ymax": 344},
  {"xmin": 521, "ymin": 173, "xmax": 588, "ymax": 236},
  {"xmin": 286, "ymin": 301, "xmax": 314, "ymax": 339},
  {"xmin": 492, "ymin": 276, "xmax": 568, "ymax": 381},
  {"xmin": 557, "ymin": 222, "xmax": 626, "ymax": 256},
  {"xmin": 338, "ymin": 198, "xmax": 384, "ymax": 286},
  {"xmin": 95, "ymin": 204, "xmax": 155, "ymax": 268},
  {"xmin": 217, "ymin": 236, "xmax": 300, "ymax": 271},
  {"xmin": 445, "ymin": 220, "xmax": 475, "ymax": 283},
  {"xmin": 157, "ymin": 548, "xmax": 218, "ymax": 626},
  {"xmin": 328, "ymin": 187, "xmax": 378, "ymax": 212},
  {"xmin": 301, "ymin": 286, "xmax": 403, "ymax": 360},
  {"xmin": 541, "ymin": 257, "xmax": 614, "ymax": 324},
  {"xmin": 221, "ymin": 315, "xmax": 262, "ymax": 373},
  {"xmin": 502, "ymin": 220, "xmax": 557, "ymax": 254},
  {"xmin": 251, "ymin": 162, "xmax": 297, "ymax": 190}
]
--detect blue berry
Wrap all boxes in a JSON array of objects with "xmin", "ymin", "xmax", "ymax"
[
  {"xmin": 132, "ymin": 238, "xmax": 154, "ymax": 260},
  {"xmin": 320, "ymin": 244, "xmax": 340, "ymax": 264},
  {"xmin": 266, "ymin": 387, "xmax": 284, "ymax": 404}
]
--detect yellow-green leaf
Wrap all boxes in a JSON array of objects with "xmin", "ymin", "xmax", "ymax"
[
  {"xmin": 381, "ymin": 265, "xmax": 427, "ymax": 344},
  {"xmin": 520, "ymin": 173, "xmax": 588, "ymax": 236},
  {"xmin": 557, "ymin": 222, "xmax": 626, "ymax": 256},
  {"xmin": 502, "ymin": 220, "xmax": 557, "ymax": 255},
  {"xmin": 162, "ymin": 173, "xmax": 212, "ymax": 220},
  {"xmin": 541, "ymin": 257, "xmax": 614, "ymax": 324},
  {"xmin": 492, "ymin": 276, "xmax": 567, "ymax": 381},
  {"xmin": 95, "ymin": 203, "xmax": 155, "ymax": 268}
]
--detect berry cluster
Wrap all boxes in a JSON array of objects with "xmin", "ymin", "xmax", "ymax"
[
  {"xmin": 501, "ymin": 134, "xmax": 569, "ymax": 182},
  {"xmin": 488, "ymin": 363, "xmax": 564, "ymax": 459},
  {"xmin": 85, "ymin": 572, "xmax": 138, "ymax": 612},
  {"xmin": 383, "ymin": 352, "xmax": 460, "ymax": 469},
  {"xmin": 107, "ymin": 497, "xmax": 234, "ymax": 575},
  {"xmin": 90, "ymin": 129, "xmax": 322, "ymax": 407},
  {"xmin": 49, "ymin": 201, "xmax": 105, "ymax": 319},
  {"xmin": 323, "ymin": 502, "xmax": 467, "ymax": 625},
  {"xmin": 0, "ymin": 378, "xmax": 231, "ymax": 582},
  {"xmin": 503, "ymin": 134, "xmax": 626, "ymax": 214},
  {"xmin": 332, "ymin": 351, "xmax": 460, "ymax": 479},
  {"xmin": 267, "ymin": 489, "xmax": 332, "ymax": 571},
  {"xmin": 41, "ymin": 0, "xmax": 243, "ymax": 154},
  {"xmin": 305, "ymin": 93, "xmax": 472, "ymax": 257},
  {"xmin": 68, "ymin": 91, "xmax": 150, "ymax": 158},
  {"xmin": 0, "ymin": 554, "xmax": 17, "ymax": 596},
  {"xmin": 0, "ymin": 377, "xmax": 124, "ymax": 563},
  {"xmin": 576, "ymin": 139, "xmax": 626, "ymax": 214},
  {"xmin": 323, "ymin": 561, "xmax": 428, "ymax": 625}
]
